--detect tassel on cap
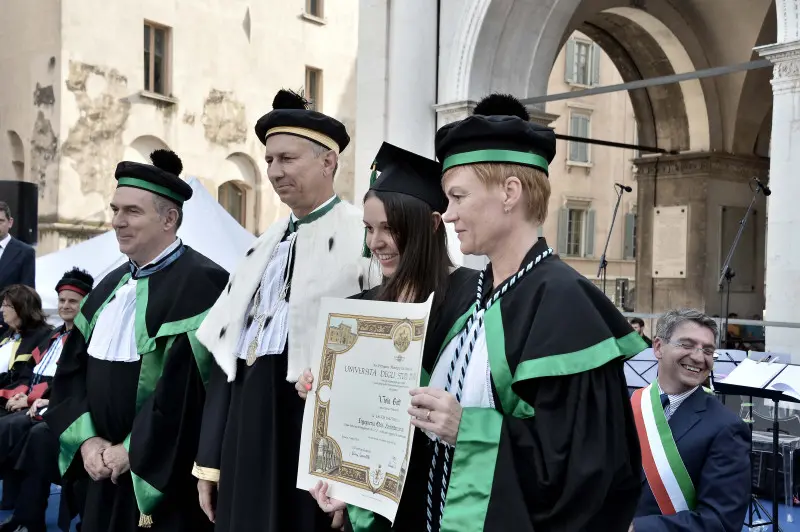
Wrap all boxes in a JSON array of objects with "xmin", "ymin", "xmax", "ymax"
[
  {"xmin": 139, "ymin": 513, "xmax": 153, "ymax": 528},
  {"xmin": 362, "ymin": 163, "xmax": 378, "ymax": 258}
]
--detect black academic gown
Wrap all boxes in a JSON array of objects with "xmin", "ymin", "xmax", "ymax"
[
  {"xmin": 196, "ymin": 230, "xmax": 337, "ymax": 532},
  {"xmin": 44, "ymin": 247, "xmax": 228, "ymax": 532},
  {"xmin": 346, "ymin": 238, "xmax": 646, "ymax": 532},
  {"xmin": 0, "ymin": 324, "xmax": 55, "ymax": 409}
]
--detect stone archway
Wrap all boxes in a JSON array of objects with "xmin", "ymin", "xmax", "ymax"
[
  {"xmin": 217, "ymin": 152, "xmax": 264, "ymax": 233},
  {"xmin": 124, "ymin": 135, "xmax": 170, "ymax": 164}
]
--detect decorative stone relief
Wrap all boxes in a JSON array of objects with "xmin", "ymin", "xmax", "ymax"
[{"xmin": 757, "ymin": 41, "xmax": 800, "ymax": 94}]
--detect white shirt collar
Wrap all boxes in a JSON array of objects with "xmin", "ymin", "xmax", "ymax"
[
  {"xmin": 290, "ymin": 195, "xmax": 337, "ymax": 223},
  {"xmin": 0, "ymin": 234, "xmax": 11, "ymax": 249},
  {"xmin": 133, "ymin": 238, "xmax": 182, "ymax": 268}
]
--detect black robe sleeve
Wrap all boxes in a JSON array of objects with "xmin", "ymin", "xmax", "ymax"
[
  {"xmin": 43, "ymin": 326, "xmax": 94, "ymax": 480},
  {"xmin": 443, "ymin": 268, "xmax": 646, "ymax": 532},
  {"xmin": 127, "ymin": 332, "xmax": 209, "ymax": 516},
  {"xmin": 193, "ymin": 360, "xmax": 231, "ymax": 482}
]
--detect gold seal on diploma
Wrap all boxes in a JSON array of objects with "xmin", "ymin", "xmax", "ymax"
[{"xmin": 392, "ymin": 322, "xmax": 412, "ymax": 359}]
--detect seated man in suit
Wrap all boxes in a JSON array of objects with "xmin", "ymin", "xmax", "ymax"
[
  {"xmin": 630, "ymin": 308, "xmax": 750, "ymax": 532},
  {"xmin": 0, "ymin": 202, "xmax": 35, "ymax": 292}
]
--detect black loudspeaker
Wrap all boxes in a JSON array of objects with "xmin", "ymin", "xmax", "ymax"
[{"xmin": 0, "ymin": 181, "xmax": 38, "ymax": 245}]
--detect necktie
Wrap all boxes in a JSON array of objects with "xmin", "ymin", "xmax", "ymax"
[{"xmin": 660, "ymin": 393, "xmax": 671, "ymax": 418}]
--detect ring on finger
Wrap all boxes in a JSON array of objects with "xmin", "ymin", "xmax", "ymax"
[{"xmin": 425, "ymin": 409, "xmax": 431, "ymax": 422}]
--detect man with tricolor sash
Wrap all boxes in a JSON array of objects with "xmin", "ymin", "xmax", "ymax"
[{"xmin": 630, "ymin": 309, "xmax": 750, "ymax": 531}]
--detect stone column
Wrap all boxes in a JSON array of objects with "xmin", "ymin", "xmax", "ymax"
[
  {"xmin": 354, "ymin": 0, "xmax": 438, "ymax": 203},
  {"xmin": 757, "ymin": 40, "xmax": 800, "ymax": 357}
]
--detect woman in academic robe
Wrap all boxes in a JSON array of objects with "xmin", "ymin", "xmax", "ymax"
[
  {"xmin": 0, "ymin": 284, "xmax": 54, "ymax": 412},
  {"xmin": 297, "ymin": 142, "xmax": 477, "ymax": 531},
  {"xmin": 313, "ymin": 95, "xmax": 647, "ymax": 532}
]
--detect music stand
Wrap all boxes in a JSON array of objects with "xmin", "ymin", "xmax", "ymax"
[
  {"xmin": 624, "ymin": 348, "xmax": 658, "ymax": 389},
  {"xmin": 716, "ymin": 377, "xmax": 798, "ymax": 531}
]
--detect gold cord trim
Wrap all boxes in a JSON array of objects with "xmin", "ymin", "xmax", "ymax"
[
  {"xmin": 139, "ymin": 513, "xmax": 153, "ymax": 528},
  {"xmin": 266, "ymin": 126, "xmax": 339, "ymax": 152}
]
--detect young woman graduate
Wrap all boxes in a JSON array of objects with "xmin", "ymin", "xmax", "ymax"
[
  {"xmin": 297, "ymin": 141, "xmax": 478, "ymax": 531},
  {"xmin": 313, "ymin": 95, "xmax": 648, "ymax": 532}
]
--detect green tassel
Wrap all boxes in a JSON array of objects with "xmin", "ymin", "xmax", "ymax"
[{"xmin": 362, "ymin": 163, "xmax": 378, "ymax": 258}]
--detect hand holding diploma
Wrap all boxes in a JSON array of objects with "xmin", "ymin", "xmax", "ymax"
[
  {"xmin": 297, "ymin": 295, "xmax": 434, "ymax": 523},
  {"xmin": 408, "ymin": 387, "xmax": 463, "ymax": 446},
  {"xmin": 295, "ymin": 368, "xmax": 314, "ymax": 399}
]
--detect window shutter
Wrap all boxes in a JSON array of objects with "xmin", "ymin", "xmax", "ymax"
[
  {"xmin": 569, "ymin": 114, "xmax": 580, "ymax": 161},
  {"xmin": 557, "ymin": 208, "xmax": 569, "ymax": 254},
  {"xmin": 623, "ymin": 213, "xmax": 635, "ymax": 259},
  {"xmin": 585, "ymin": 209, "xmax": 596, "ymax": 257},
  {"xmin": 565, "ymin": 39, "xmax": 576, "ymax": 84},
  {"xmin": 591, "ymin": 43, "xmax": 601, "ymax": 86}
]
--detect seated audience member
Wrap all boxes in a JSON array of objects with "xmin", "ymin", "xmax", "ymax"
[
  {"xmin": 0, "ymin": 286, "xmax": 53, "ymax": 413},
  {"xmin": 0, "ymin": 269, "xmax": 94, "ymax": 532},
  {"xmin": 630, "ymin": 308, "xmax": 750, "ymax": 532}
]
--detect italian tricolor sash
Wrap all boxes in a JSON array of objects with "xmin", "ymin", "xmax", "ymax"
[{"xmin": 631, "ymin": 383, "xmax": 696, "ymax": 514}]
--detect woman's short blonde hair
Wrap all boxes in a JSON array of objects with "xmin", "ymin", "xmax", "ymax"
[{"xmin": 459, "ymin": 163, "xmax": 550, "ymax": 225}]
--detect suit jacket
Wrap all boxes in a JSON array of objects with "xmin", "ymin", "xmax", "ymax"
[
  {"xmin": 633, "ymin": 388, "xmax": 751, "ymax": 531},
  {"xmin": 0, "ymin": 236, "xmax": 35, "ymax": 291}
]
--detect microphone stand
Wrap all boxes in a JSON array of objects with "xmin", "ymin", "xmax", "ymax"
[
  {"xmin": 716, "ymin": 182, "xmax": 774, "ymax": 530},
  {"xmin": 597, "ymin": 184, "xmax": 629, "ymax": 297},
  {"xmin": 717, "ymin": 182, "xmax": 764, "ymax": 348}
]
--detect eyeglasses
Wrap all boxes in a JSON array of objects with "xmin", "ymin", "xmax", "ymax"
[{"xmin": 667, "ymin": 341, "xmax": 716, "ymax": 357}]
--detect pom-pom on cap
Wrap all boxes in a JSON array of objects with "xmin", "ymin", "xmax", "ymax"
[
  {"xmin": 114, "ymin": 149, "xmax": 193, "ymax": 205},
  {"xmin": 434, "ymin": 92, "xmax": 556, "ymax": 176},
  {"xmin": 254, "ymin": 88, "xmax": 350, "ymax": 152},
  {"xmin": 56, "ymin": 267, "xmax": 94, "ymax": 296}
]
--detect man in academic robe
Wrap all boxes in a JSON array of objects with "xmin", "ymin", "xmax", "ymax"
[
  {"xmin": 44, "ymin": 149, "xmax": 229, "ymax": 532},
  {"xmin": 630, "ymin": 309, "xmax": 750, "ymax": 532},
  {"xmin": 0, "ymin": 267, "xmax": 94, "ymax": 532},
  {"xmin": 193, "ymin": 89, "xmax": 377, "ymax": 532}
]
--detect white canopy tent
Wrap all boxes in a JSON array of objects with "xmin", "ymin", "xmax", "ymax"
[{"xmin": 35, "ymin": 177, "xmax": 255, "ymax": 311}]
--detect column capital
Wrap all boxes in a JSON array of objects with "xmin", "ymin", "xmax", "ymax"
[
  {"xmin": 433, "ymin": 100, "xmax": 476, "ymax": 128},
  {"xmin": 756, "ymin": 40, "xmax": 800, "ymax": 93}
]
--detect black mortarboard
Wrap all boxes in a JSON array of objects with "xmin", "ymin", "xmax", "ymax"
[
  {"xmin": 56, "ymin": 267, "xmax": 94, "ymax": 296},
  {"xmin": 114, "ymin": 149, "xmax": 193, "ymax": 205},
  {"xmin": 370, "ymin": 143, "xmax": 447, "ymax": 213},
  {"xmin": 254, "ymin": 89, "xmax": 350, "ymax": 153},
  {"xmin": 434, "ymin": 93, "xmax": 556, "ymax": 176}
]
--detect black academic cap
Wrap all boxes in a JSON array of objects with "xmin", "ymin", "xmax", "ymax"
[
  {"xmin": 114, "ymin": 149, "xmax": 193, "ymax": 205},
  {"xmin": 434, "ymin": 93, "xmax": 556, "ymax": 176},
  {"xmin": 254, "ymin": 89, "xmax": 350, "ymax": 152},
  {"xmin": 56, "ymin": 267, "xmax": 94, "ymax": 296},
  {"xmin": 370, "ymin": 143, "xmax": 447, "ymax": 213}
]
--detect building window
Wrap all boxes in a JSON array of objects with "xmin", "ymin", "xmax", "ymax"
[
  {"xmin": 565, "ymin": 38, "xmax": 600, "ymax": 86},
  {"xmin": 306, "ymin": 0, "xmax": 323, "ymax": 18},
  {"xmin": 305, "ymin": 67, "xmax": 323, "ymax": 112},
  {"xmin": 568, "ymin": 111, "xmax": 591, "ymax": 163},
  {"xmin": 218, "ymin": 182, "xmax": 246, "ymax": 227},
  {"xmin": 558, "ymin": 206, "xmax": 595, "ymax": 258},
  {"xmin": 144, "ymin": 22, "xmax": 170, "ymax": 95},
  {"xmin": 566, "ymin": 208, "xmax": 585, "ymax": 256}
]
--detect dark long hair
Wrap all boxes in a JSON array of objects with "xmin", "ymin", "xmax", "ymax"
[
  {"xmin": 365, "ymin": 190, "xmax": 452, "ymax": 309},
  {"xmin": 1, "ymin": 284, "xmax": 47, "ymax": 333}
]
